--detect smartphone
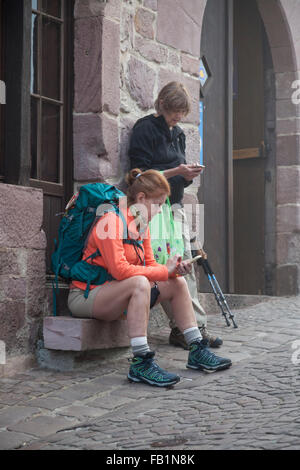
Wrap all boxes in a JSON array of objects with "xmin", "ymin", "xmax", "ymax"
[
  {"xmin": 189, "ymin": 164, "xmax": 205, "ymax": 170},
  {"xmin": 187, "ymin": 254, "xmax": 203, "ymax": 264}
]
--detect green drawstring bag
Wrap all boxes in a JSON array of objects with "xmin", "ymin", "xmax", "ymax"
[{"xmin": 149, "ymin": 197, "xmax": 184, "ymax": 265}]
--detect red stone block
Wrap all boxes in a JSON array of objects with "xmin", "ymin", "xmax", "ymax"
[
  {"xmin": 144, "ymin": 0, "xmax": 157, "ymax": 11},
  {"xmin": 0, "ymin": 184, "xmax": 45, "ymax": 250},
  {"xmin": 102, "ymin": 18, "xmax": 120, "ymax": 116},
  {"xmin": 275, "ymin": 264, "xmax": 299, "ymax": 296},
  {"xmin": 0, "ymin": 301, "xmax": 26, "ymax": 350},
  {"xmin": 277, "ymin": 166, "xmax": 300, "ymax": 205},
  {"xmin": 157, "ymin": 0, "xmax": 205, "ymax": 56},
  {"xmin": 134, "ymin": 8, "xmax": 155, "ymax": 39},
  {"xmin": 43, "ymin": 316, "xmax": 130, "ymax": 351},
  {"xmin": 74, "ymin": 17, "xmax": 102, "ymax": 113},
  {"xmin": 276, "ymin": 134, "xmax": 300, "ymax": 165},
  {"xmin": 74, "ymin": 0, "xmax": 121, "ymax": 21},
  {"xmin": 276, "ymin": 204, "xmax": 300, "ymax": 233},
  {"xmin": 181, "ymin": 54, "xmax": 200, "ymax": 77},
  {"xmin": 134, "ymin": 35, "xmax": 168, "ymax": 64},
  {"xmin": 0, "ymin": 249, "xmax": 26, "ymax": 277},
  {"xmin": 126, "ymin": 56, "xmax": 156, "ymax": 110},
  {"xmin": 73, "ymin": 114, "xmax": 106, "ymax": 181}
]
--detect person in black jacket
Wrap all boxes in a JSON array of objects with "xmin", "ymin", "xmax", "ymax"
[{"xmin": 128, "ymin": 81, "xmax": 223, "ymax": 349}]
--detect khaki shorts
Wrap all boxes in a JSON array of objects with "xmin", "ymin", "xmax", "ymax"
[{"xmin": 68, "ymin": 286, "xmax": 102, "ymax": 318}]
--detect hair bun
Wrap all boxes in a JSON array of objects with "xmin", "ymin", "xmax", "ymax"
[{"xmin": 126, "ymin": 168, "xmax": 142, "ymax": 186}]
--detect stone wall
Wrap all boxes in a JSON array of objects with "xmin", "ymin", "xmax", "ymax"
[
  {"xmin": 0, "ymin": 184, "xmax": 47, "ymax": 374},
  {"xmin": 119, "ymin": 0, "xmax": 205, "ymax": 197},
  {"xmin": 74, "ymin": 0, "xmax": 121, "ymax": 185},
  {"xmin": 74, "ymin": 0, "xmax": 205, "ymax": 206}
]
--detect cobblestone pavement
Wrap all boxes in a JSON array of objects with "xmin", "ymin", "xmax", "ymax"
[{"xmin": 0, "ymin": 295, "xmax": 299, "ymax": 451}]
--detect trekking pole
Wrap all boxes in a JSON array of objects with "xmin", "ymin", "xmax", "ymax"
[{"xmin": 199, "ymin": 258, "xmax": 238, "ymax": 328}]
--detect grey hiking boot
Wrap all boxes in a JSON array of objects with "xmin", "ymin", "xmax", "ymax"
[
  {"xmin": 199, "ymin": 325, "xmax": 223, "ymax": 348},
  {"xmin": 169, "ymin": 326, "xmax": 223, "ymax": 350},
  {"xmin": 169, "ymin": 327, "xmax": 189, "ymax": 350}
]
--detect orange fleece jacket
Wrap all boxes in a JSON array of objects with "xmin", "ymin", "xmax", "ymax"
[{"xmin": 72, "ymin": 206, "xmax": 169, "ymax": 290}]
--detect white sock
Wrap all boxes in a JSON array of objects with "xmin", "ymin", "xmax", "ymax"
[
  {"xmin": 130, "ymin": 336, "xmax": 150, "ymax": 357},
  {"xmin": 183, "ymin": 327, "xmax": 202, "ymax": 346}
]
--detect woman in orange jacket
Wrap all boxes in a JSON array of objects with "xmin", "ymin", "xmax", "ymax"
[{"xmin": 68, "ymin": 169, "xmax": 232, "ymax": 387}]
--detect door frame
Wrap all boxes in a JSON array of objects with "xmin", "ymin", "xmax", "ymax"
[{"xmin": 226, "ymin": 0, "xmax": 234, "ymax": 293}]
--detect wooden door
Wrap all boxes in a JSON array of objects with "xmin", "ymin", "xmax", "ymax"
[
  {"xmin": 30, "ymin": 0, "xmax": 73, "ymax": 273},
  {"xmin": 233, "ymin": 0, "xmax": 265, "ymax": 294},
  {"xmin": 199, "ymin": 0, "xmax": 233, "ymax": 293}
]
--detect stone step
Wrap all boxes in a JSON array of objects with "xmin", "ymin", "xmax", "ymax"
[
  {"xmin": 148, "ymin": 292, "xmax": 274, "ymax": 330},
  {"xmin": 199, "ymin": 292, "xmax": 274, "ymax": 315},
  {"xmin": 43, "ymin": 316, "xmax": 130, "ymax": 351},
  {"xmin": 43, "ymin": 292, "xmax": 274, "ymax": 350}
]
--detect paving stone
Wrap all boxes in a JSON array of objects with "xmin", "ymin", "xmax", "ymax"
[
  {"xmin": 57, "ymin": 405, "xmax": 111, "ymax": 419},
  {"xmin": 0, "ymin": 406, "xmax": 41, "ymax": 427},
  {"xmin": 0, "ymin": 295, "xmax": 300, "ymax": 449},
  {"xmin": 0, "ymin": 431, "xmax": 36, "ymax": 450},
  {"xmin": 8, "ymin": 415, "xmax": 80, "ymax": 438}
]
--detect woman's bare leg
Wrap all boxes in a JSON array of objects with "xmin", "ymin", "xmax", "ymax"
[
  {"xmin": 156, "ymin": 277, "xmax": 197, "ymax": 332},
  {"xmin": 92, "ymin": 275, "xmax": 151, "ymax": 338}
]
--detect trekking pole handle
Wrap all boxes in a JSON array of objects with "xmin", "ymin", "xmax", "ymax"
[{"xmin": 200, "ymin": 259, "xmax": 214, "ymax": 276}]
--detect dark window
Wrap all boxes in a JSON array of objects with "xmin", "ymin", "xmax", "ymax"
[
  {"xmin": 30, "ymin": 0, "xmax": 74, "ymax": 272},
  {"xmin": 31, "ymin": 0, "xmax": 64, "ymax": 186}
]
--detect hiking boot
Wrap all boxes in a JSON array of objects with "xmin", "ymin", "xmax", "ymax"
[
  {"xmin": 187, "ymin": 340, "xmax": 232, "ymax": 372},
  {"xmin": 169, "ymin": 327, "xmax": 189, "ymax": 350},
  {"xmin": 128, "ymin": 351, "xmax": 180, "ymax": 387},
  {"xmin": 199, "ymin": 325, "xmax": 223, "ymax": 348},
  {"xmin": 169, "ymin": 326, "xmax": 223, "ymax": 350}
]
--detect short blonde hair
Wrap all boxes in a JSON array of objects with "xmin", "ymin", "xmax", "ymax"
[
  {"xmin": 126, "ymin": 168, "xmax": 170, "ymax": 206},
  {"xmin": 154, "ymin": 81, "xmax": 191, "ymax": 116}
]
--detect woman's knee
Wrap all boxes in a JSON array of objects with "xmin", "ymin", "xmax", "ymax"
[
  {"xmin": 170, "ymin": 276, "xmax": 189, "ymax": 293},
  {"xmin": 130, "ymin": 275, "xmax": 151, "ymax": 295}
]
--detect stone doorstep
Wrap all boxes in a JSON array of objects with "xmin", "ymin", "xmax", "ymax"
[
  {"xmin": 43, "ymin": 316, "xmax": 130, "ymax": 351},
  {"xmin": 199, "ymin": 293, "xmax": 274, "ymax": 315},
  {"xmin": 39, "ymin": 292, "xmax": 274, "ymax": 366}
]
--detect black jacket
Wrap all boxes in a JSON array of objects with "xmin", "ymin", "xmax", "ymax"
[{"xmin": 128, "ymin": 114, "xmax": 192, "ymax": 205}]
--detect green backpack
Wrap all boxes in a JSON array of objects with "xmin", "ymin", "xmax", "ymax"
[{"xmin": 51, "ymin": 183, "xmax": 144, "ymax": 315}]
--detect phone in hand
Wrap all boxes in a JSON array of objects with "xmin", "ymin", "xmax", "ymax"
[
  {"xmin": 188, "ymin": 164, "xmax": 205, "ymax": 171},
  {"xmin": 186, "ymin": 254, "xmax": 203, "ymax": 264}
]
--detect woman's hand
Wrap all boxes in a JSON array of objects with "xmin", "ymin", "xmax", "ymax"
[
  {"xmin": 176, "ymin": 259, "xmax": 192, "ymax": 276},
  {"xmin": 166, "ymin": 256, "xmax": 192, "ymax": 277},
  {"xmin": 166, "ymin": 255, "xmax": 181, "ymax": 276},
  {"xmin": 177, "ymin": 164, "xmax": 203, "ymax": 181}
]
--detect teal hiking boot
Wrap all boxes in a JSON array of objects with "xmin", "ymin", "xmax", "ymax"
[
  {"xmin": 187, "ymin": 340, "xmax": 232, "ymax": 372},
  {"xmin": 128, "ymin": 351, "xmax": 180, "ymax": 387}
]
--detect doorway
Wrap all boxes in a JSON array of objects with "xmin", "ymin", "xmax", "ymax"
[
  {"xmin": 200, "ymin": 0, "xmax": 275, "ymax": 295},
  {"xmin": 233, "ymin": 0, "xmax": 275, "ymax": 295}
]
